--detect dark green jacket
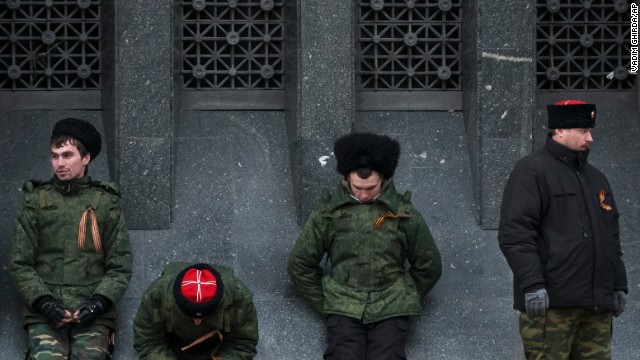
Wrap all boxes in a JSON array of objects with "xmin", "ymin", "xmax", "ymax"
[
  {"xmin": 133, "ymin": 262, "xmax": 259, "ymax": 360},
  {"xmin": 10, "ymin": 176, "xmax": 132, "ymax": 329},
  {"xmin": 288, "ymin": 180, "xmax": 442, "ymax": 324}
]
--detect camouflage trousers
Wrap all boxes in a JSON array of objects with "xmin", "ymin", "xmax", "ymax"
[
  {"xmin": 26, "ymin": 323, "xmax": 111, "ymax": 360},
  {"xmin": 519, "ymin": 308, "xmax": 612, "ymax": 360}
]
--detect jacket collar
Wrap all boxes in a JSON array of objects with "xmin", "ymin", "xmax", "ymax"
[
  {"xmin": 52, "ymin": 175, "xmax": 92, "ymax": 194},
  {"xmin": 327, "ymin": 179, "xmax": 401, "ymax": 213},
  {"xmin": 545, "ymin": 135, "xmax": 590, "ymax": 169}
]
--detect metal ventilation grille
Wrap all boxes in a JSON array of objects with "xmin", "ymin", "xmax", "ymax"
[
  {"xmin": 356, "ymin": 0, "xmax": 461, "ymax": 91},
  {"xmin": 536, "ymin": 0, "xmax": 635, "ymax": 90},
  {"xmin": 179, "ymin": 0, "xmax": 284, "ymax": 90},
  {"xmin": 0, "ymin": 0, "xmax": 102, "ymax": 90}
]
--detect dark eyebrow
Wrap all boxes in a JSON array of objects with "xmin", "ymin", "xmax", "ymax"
[
  {"xmin": 353, "ymin": 184, "xmax": 376, "ymax": 190},
  {"xmin": 52, "ymin": 151, "xmax": 75, "ymax": 156}
]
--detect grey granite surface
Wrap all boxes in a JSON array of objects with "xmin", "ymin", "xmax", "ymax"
[
  {"xmin": 1, "ymin": 1, "xmax": 638, "ymax": 358},
  {"xmin": 287, "ymin": 0, "xmax": 354, "ymax": 226},
  {"xmin": 465, "ymin": 0, "xmax": 537, "ymax": 229},
  {"xmin": 1, "ymin": 107, "xmax": 638, "ymax": 360},
  {"xmin": 113, "ymin": 0, "xmax": 173, "ymax": 229}
]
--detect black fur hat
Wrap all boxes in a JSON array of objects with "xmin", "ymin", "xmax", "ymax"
[
  {"xmin": 334, "ymin": 132, "xmax": 400, "ymax": 179},
  {"xmin": 51, "ymin": 118, "xmax": 102, "ymax": 162},
  {"xmin": 547, "ymin": 100, "xmax": 596, "ymax": 129}
]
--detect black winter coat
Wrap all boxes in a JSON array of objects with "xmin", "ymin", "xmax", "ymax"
[{"xmin": 499, "ymin": 137, "xmax": 627, "ymax": 312}]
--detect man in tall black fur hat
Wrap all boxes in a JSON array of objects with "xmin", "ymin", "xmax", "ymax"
[
  {"xmin": 288, "ymin": 132, "xmax": 442, "ymax": 359},
  {"xmin": 499, "ymin": 100, "xmax": 628, "ymax": 359}
]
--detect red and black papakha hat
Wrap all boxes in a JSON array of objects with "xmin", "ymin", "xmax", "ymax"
[
  {"xmin": 334, "ymin": 132, "xmax": 400, "ymax": 179},
  {"xmin": 51, "ymin": 118, "xmax": 102, "ymax": 162},
  {"xmin": 173, "ymin": 263, "xmax": 224, "ymax": 318},
  {"xmin": 547, "ymin": 100, "xmax": 596, "ymax": 129}
]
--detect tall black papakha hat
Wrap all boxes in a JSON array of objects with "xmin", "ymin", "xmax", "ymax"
[
  {"xmin": 547, "ymin": 100, "xmax": 596, "ymax": 129},
  {"xmin": 51, "ymin": 118, "xmax": 102, "ymax": 162},
  {"xmin": 334, "ymin": 132, "xmax": 400, "ymax": 179}
]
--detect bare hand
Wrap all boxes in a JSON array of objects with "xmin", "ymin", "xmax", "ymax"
[{"xmin": 55, "ymin": 310, "xmax": 74, "ymax": 328}]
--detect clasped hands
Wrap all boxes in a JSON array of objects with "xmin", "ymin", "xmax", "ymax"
[{"xmin": 36, "ymin": 295, "xmax": 108, "ymax": 328}]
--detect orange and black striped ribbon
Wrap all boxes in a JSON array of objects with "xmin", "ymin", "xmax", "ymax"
[
  {"xmin": 78, "ymin": 207, "xmax": 102, "ymax": 253},
  {"xmin": 374, "ymin": 211, "xmax": 404, "ymax": 229},
  {"xmin": 599, "ymin": 189, "xmax": 612, "ymax": 211},
  {"xmin": 181, "ymin": 329, "xmax": 223, "ymax": 360}
]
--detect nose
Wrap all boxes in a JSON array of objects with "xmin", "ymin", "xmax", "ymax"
[
  {"xmin": 586, "ymin": 132, "xmax": 593, "ymax": 142},
  {"xmin": 358, "ymin": 192, "xmax": 371, "ymax": 202}
]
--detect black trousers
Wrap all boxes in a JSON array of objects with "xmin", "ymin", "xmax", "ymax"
[{"xmin": 323, "ymin": 314, "xmax": 409, "ymax": 360}]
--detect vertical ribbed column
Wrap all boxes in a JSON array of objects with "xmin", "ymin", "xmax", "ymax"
[
  {"xmin": 109, "ymin": 0, "xmax": 172, "ymax": 229},
  {"xmin": 464, "ymin": 0, "xmax": 536, "ymax": 229},
  {"xmin": 286, "ymin": 1, "xmax": 355, "ymax": 223}
]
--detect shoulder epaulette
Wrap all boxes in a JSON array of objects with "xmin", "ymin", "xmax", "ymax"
[
  {"xmin": 319, "ymin": 189, "xmax": 334, "ymax": 213},
  {"xmin": 22, "ymin": 180, "xmax": 51, "ymax": 193},
  {"xmin": 216, "ymin": 265, "xmax": 237, "ymax": 289},
  {"xmin": 397, "ymin": 191, "xmax": 414, "ymax": 216},
  {"xmin": 161, "ymin": 262, "xmax": 189, "ymax": 277},
  {"xmin": 321, "ymin": 189, "xmax": 331, "ymax": 203},
  {"xmin": 21, "ymin": 180, "xmax": 53, "ymax": 208},
  {"xmin": 402, "ymin": 191, "xmax": 412, "ymax": 203},
  {"xmin": 92, "ymin": 181, "xmax": 121, "ymax": 197}
]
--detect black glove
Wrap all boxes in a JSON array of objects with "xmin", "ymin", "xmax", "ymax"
[
  {"xmin": 35, "ymin": 296, "xmax": 68, "ymax": 326},
  {"xmin": 524, "ymin": 288, "xmax": 549, "ymax": 317},
  {"xmin": 76, "ymin": 295, "xmax": 110, "ymax": 327},
  {"xmin": 613, "ymin": 290, "xmax": 626, "ymax": 317}
]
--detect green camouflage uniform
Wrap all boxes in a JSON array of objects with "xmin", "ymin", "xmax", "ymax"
[
  {"xmin": 10, "ymin": 176, "xmax": 132, "ymax": 357},
  {"xmin": 27, "ymin": 323, "xmax": 110, "ymax": 359},
  {"xmin": 520, "ymin": 308, "xmax": 612, "ymax": 360},
  {"xmin": 133, "ymin": 262, "xmax": 259, "ymax": 360},
  {"xmin": 287, "ymin": 179, "xmax": 442, "ymax": 323}
]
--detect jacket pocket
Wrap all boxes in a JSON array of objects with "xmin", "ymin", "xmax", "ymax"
[
  {"xmin": 548, "ymin": 190, "xmax": 582, "ymax": 228},
  {"xmin": 333, "ymin": 212, "xmax": 352, "ymax": 233}
]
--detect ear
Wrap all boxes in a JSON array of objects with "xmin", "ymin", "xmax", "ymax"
[
  {"xmin": 82, "ymin": 153, "xmax": 91, "ymax": 166},
  {"xmin": 346, "ymin": 172, "xmax": 356, "ymax": 183}
]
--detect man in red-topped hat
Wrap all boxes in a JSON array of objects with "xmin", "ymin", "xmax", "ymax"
[
  {"xmin": 133, "ymin": 263, "xmax": 259, "ymax": 360},
  {"xmin": 498, "ymin": 100, "xmax": 628, "ymax": 359}
]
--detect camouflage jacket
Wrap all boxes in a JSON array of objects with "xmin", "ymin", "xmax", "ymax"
[
  {"xmin": 10, "ymin": 176, "xmax": 132, "ymax": 329},
  {"xmin": 288, "ymin": 180, "xmax": 442, "ymax": 324},
  {"xmin": 133, "ymin": 262, "xmax": 259, "ymax": 360}
]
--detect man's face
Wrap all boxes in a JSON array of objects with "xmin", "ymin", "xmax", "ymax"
[
  {"xmin": 553, "ymin": 128, "xmax": 593, "ymax": 151},
  {"xmin": 51, "ymin": 141, "xmax": 90, "ymax": 181},
  {"xmin": 347, "ymin": 170, "xmax": 383, "ymax": 203}
]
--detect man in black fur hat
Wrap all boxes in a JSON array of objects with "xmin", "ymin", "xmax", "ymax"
[
  {"xmin": 10, "ymin": 118, "xmax": 132, "ymax": 359},
  {"xmin": 288, "ymin": 132, "xmax": 442, "ymax": 359},
  {"xmin": 499, "ymin": 100, "xmax": 628, "ymax": 359}
]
